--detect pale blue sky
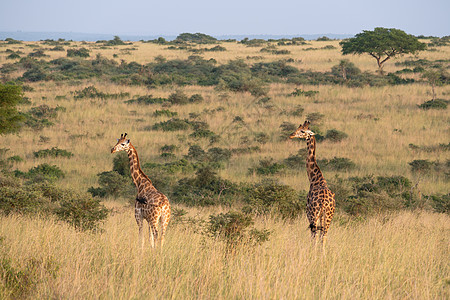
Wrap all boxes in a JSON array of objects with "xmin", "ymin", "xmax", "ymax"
[{"xmin": 1, "ymin": 0, "xmax": 449, "ymax": 37}]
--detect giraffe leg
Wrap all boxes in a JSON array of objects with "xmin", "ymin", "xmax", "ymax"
[
  {"xmin": 135, "ymin": 208, "xmax": 144, "ymax": 249},
  {"xmin": 149, "ymin": 222, "xmax": 158, "ymax": 248},
  {"xmin": 160, "ymin": 205, "xmax": 171, "ymax": 248}
]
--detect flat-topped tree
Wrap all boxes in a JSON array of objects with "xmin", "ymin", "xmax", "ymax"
[{"xmin": 340, "ymin": 27, "xmax": 426, "ymax": 73}]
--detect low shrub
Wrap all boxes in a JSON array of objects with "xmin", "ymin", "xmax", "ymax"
[
  {"xmin": 0, "ymin": 178, "xmax": 109, "ymax": 232},
  {"xmin": 28, "ymin": 50, "xmax": 48, "ymax": 58},
  {"xmin": 279, "ymin": 122, "xmax": 297, "ymax": 139},
  {"xmin": 249, "ymin": 158, "xmax": 285, "ymax": 176},
  {"xmin": 324, "ymin": 129, "xmax": 348, "ymax": 142},
  {"xmin": 330, "ymin": 175, "xmax": 412, "ymax": 216},
  {"xmin": 171, "ymin": 167, "xmax": 238, "ymax": 206},
  {"xmin": 33, "ymin": 147, "xmax": 73, "ymax": 158},
  {"xmin": 152, "ymin": 118, "xmax": 191, "ymax": 131},
  {"xmin": 160, "ymin": 144, "xmax": 178, "ymax": 153},
  {"xmin": 409, "ymin": 159, "xmax": 434, "ymax": 173},
  {"xmin": 87, "ymin": 171, "xmax": 131, "ymax": 198},
  {"xmin": 168, "ymin": 90, "xmax": 189, "ymax": 105},
  {"xmin": 16, "ymin": 163, "xmax": 65, "ymax": 182},
  {"xmin": 67, "ymin": 48, "xmax": 90, "ymax": 58},
  {"xmin": 153, "ymin": 109, "xmax": 178, "ymax": 117},
  {"xmin": 0, "ymin": 186, "xmax": 51, "ymax": 215},
  {"xmin": 112, "ymin": 152, "xmax": 130, "ymax": 177},
  {"xmin": 318, "ymin": 157, "xmax": 356, "ymax": 171},
  {"xmin": 289, "ymin": 88, "xmax": 319, "ymax": 97},
  {"xmin": 54, "ymin": 192, "xmax": 109, "ymax": 231},
  {"xmin": 74, "ymin": 86, "xmax": 129, "ymax": 100},
  {"xmin": 243, "ymin": 179, "xmax": 306, "ymax": 219},
  {"xmin": 125, "ymin": 95, "xmax": 167, "ymax": 105},
  {"xmin": 426, "ymin": 193, "xmax": 450, "ymax": 214},
  {"xmin": 6, "ymin": 53, "xmax": 20, "ymax": 60},
  {"xmin": 254, "ymin": 132, "xmax": 270, "ymax": 144},
  {"xmin": 290, "ymin": 105, "xmax": 304, "ymax": 116},
  {"xmin": 418, "ymin": 99, "xmax": 448, "ymax": 110},
  {"xmin": 305, "ymin": 112, "xmax": 325, "ymax": 124},
  {"xmin": 7, "ymin": 155, "xmax": 23, "ymax": 162},
  {"xmin": 205, "ymin": 211, "xmax": 270, "ymax": 252},
  {"xmin": 189, "ymin": 93, "xmax": 204, "ymax": 103}
]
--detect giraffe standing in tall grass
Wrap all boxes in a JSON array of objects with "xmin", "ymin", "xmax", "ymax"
[
  {"xmin": 111, "ymin": 133, "xmax": 171, "ymax": 248},
  {"xmin": 289, "ymin": 121, "xmax": 335, "ymax": 246}
]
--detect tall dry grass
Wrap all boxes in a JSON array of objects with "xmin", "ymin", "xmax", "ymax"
[{"xmin": 0, "ymin": 205, "xmax": 448, "ymax": 299}]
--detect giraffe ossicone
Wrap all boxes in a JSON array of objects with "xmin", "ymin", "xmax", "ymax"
[{"xmin": 111, "ymin": 133, "xmax": 171, "ymax": 248}]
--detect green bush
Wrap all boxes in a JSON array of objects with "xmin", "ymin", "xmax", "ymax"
[
  {"xmin": 0, "ymin": 84, "xmax": 25, "ymax": 134},
  {"xmin": 6, "ymin": 53, "xmax": 20, "ymax": 60},
  {"xmin": 74, "ymin": 86, "xmax": 129, "ymax": 100},
  {"xmin": 318, "ymin": 157, "xmax": 356, "ymax": 171},
  {"xmin": 175, "ymin": 33, "xmax": 217, "ymax": 44},
  {"xmin": 250, "ymin": 158, "xmax": 285, "ymax": 176},
  {"xmin": 324, "ymin": 129, "xmax": 348, "ymax": 142},
  {"xmin": 67, "ymin": 48, "xmax": 90, "ymax": 58},
  {"xmin": 331, "ymin": 175, "xmax": 412, "ymax": 216},
  {"xmin": 152, "ymin": 118, "xmax": 191, "ymax": 131},
  {"xmin": 306, "ymin": 112, "xmax": 325, "ymax": 123},
  {"xmin": 207, "ymin": 147, "xmax": 232, "ymax": 163},
  {"xmin": 289, "ymin": 105, "xmax": 304, "ymax": 116},
  {"xmin": 160, "ymin": 144, "xmax": 178, "ymax": 153},
  {"xmin": 0, "ymin": 186, "xmax": 51, "ymax": 215},
  {"xmin": 168, "ymin": 90, "xmax": 189, "ymax": 105},
  {"xmin": 283, "ymin": 148, "xmax": 307, "ymax": 169},
  {"xmin": 21, "ymin": 163, "xmax": 65, "ymax": 182},
  {"xmin": 189, "ymin": 93, "xmax": 204, "ymax": 103},
  {"xmin": 153, "ymin": 109, "xmax": 178, "ymax": 117},
  {"xmin": 206, "ymin": 211, "xmax": 252, "ymax": 243},
  {"xmin": 7, "ymin": 155, "xmax": 23, "ymax": 163},
  {"xmin": 125, "ymin": 95, "xmax": 166, "ymax": 105},
  {"xmin": 427, "ymin": 193, "xmax": 450, "ymax": 214},
  {"xmin": 189, "ymin": 128, "xmax": 216, "ymax": 139},
  {"xmin": 21, "ymin": 67, "xmax": 48, "ymax": 82},
  {"xmin": 28, "ymin": 49, "xmax": 48, "ymax": 58},
  {"xmin": 418, "ymin": 99, "xmax": 448, "ymax": 110},
  {"xmin": 33, "ymin": 147, "xmax": 73, "ymax": 158},
  {"xmin": 54, "ymin": 192, "xmax": 109, "ymax": 231},
  {"xmin": 171, "ymin": 167, "xmax": 238, "ymax": 206},
  {"xmin": 112, "ymin": 152, "xmax": 130, "ymax": 177},
  {"xmin": 88, "ymin": 171, "xmax": 131, "ymax": 198},
  {"xmin": 279, "ymin": 122, "xmax": 297, "ymax": 139},
  {"xmin": 289, "ymin": 88, "xmax": 319, "ymax": 97},
  {"xmin": 243, "ymin": 179, "xmax": 305, "ymax": 219},
  {"xmin": 254, "ymin": 132, "xmax": 270, "ymax": 144},
  {"xmin": 409, "ymin": 159, "xmax": 434, "ymax": 173}
]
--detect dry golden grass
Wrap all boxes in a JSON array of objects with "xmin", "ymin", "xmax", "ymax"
[{"xmin": 0, "ymin": 205, "xmax": 449, "ymax": 299}]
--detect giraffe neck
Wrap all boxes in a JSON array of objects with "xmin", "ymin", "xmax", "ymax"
[
  {"xmin": 306, "ymin": 136, "xmax": 327, "ymax": 187},
  {"xmin": 126, "ymin": 144, "xmax": 152, "ymax": 188}
]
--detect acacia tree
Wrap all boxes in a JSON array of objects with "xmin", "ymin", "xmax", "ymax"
[
  {"xmin": 340, "ymin": 28, "xmax": 426, "ymax": 73},
  {"xmin": 421, "ymin": 69, "xmax": 446, "ymax": 101}
]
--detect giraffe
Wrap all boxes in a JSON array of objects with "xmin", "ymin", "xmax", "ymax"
[
  {"xmin": 111, "ymin": 133, "xmax": 171, "ymax": 248},
  {"xmin": 289, "ymin": 121, "xmax": 335, "ymax": 246}
]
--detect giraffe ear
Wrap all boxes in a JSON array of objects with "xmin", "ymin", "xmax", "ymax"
[
  {"xmin": 126, "ymin": 139, "xmax": 130, "ymax": 144},
  {"xmin": 305, "ymin": 130, "xmax": 315, "ymax": 136}
]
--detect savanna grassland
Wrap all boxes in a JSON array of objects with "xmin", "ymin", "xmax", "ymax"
[{"xmin": 0, "ymin": 35, "xmax": 449, "ymax": 299}]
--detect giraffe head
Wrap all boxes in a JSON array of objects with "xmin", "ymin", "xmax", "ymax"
[
  {"xmin": 289, "ymin": 120, "xmax": 315, "ymax": 140},
  {"xmin": 111, "ymin": 133, "xmax": 131, "ymax": 153}
]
